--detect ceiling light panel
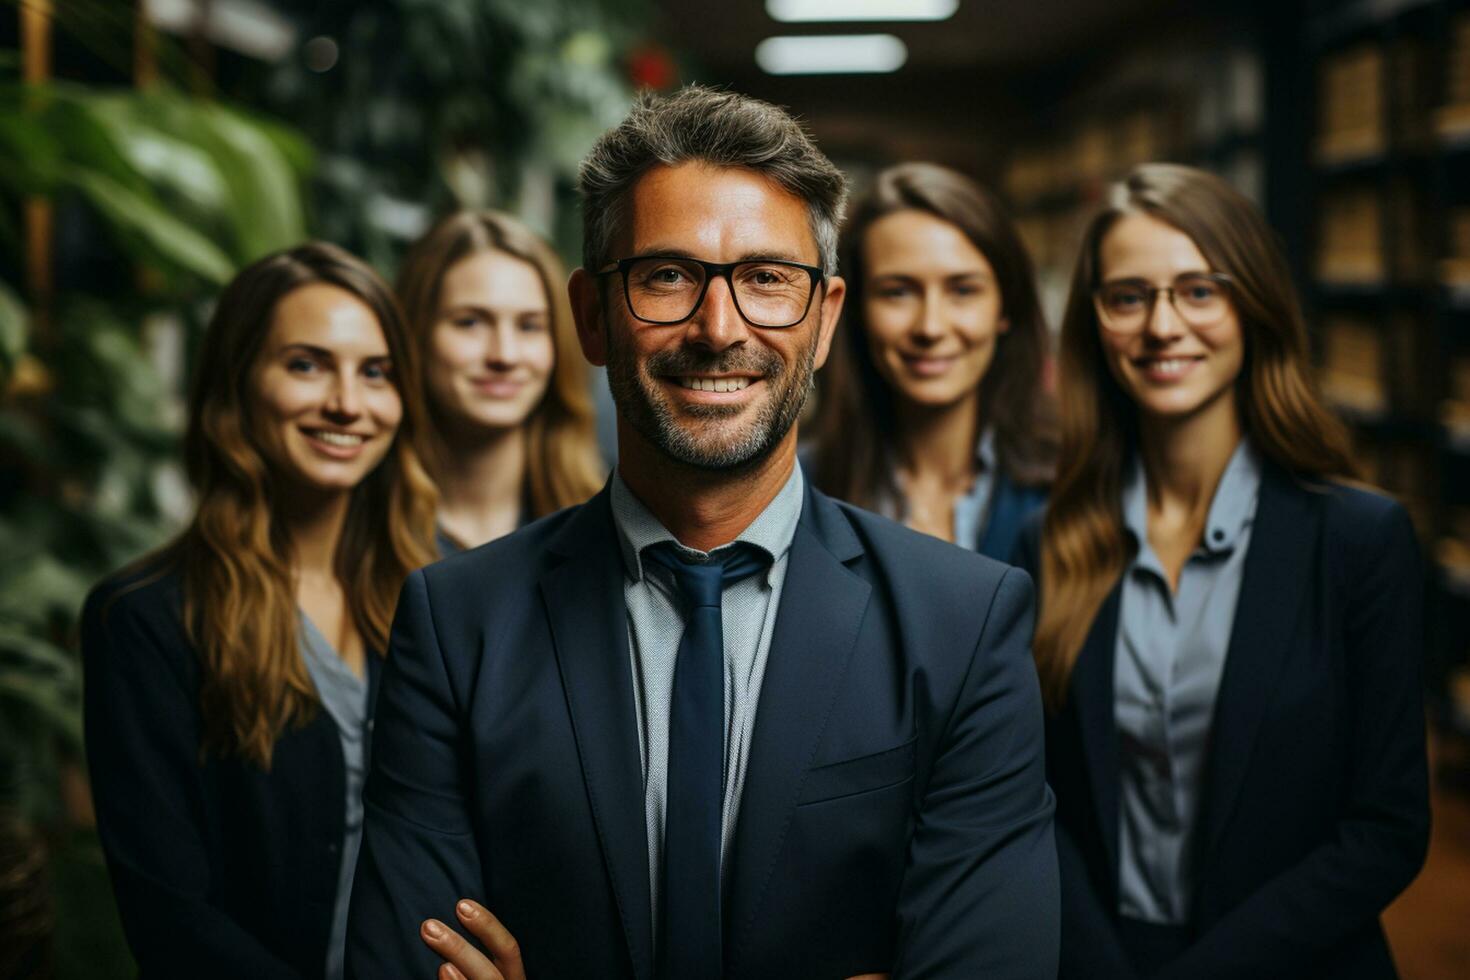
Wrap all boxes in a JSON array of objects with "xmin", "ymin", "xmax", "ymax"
[
  {"xmin": 766, "ymin": 0, "xmax": 959, "ymax": 23},
  {"xmin": 755, "ymin": 34, "xmax": 908, "ymax": 74}
]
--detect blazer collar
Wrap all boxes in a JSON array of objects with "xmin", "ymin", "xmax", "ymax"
[
  {"xmin": 1073, "ymin": 462, "xmax": 1321, "ymax": 897},
  {"xmin": 540, "ymin": 480, "xmax": 871, "ymax": 979},
  {"xmin": 1195, "ymin": 463, "xmax": 1320, "ymax": 860},
  {"xmin": 1071, "ymin": 581, "xmax": 1124, "ymax": 897},
  {"xmin": 723, "ymin": 483, "xmax": 870, "ymax": 977},
  {"xmin": 540, "ymin": 483, "xmax": 655, "ymax": 980}
]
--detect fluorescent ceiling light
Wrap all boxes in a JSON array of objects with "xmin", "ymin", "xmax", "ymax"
[
  {"xmin": 756, "ymin": 34, "xmax": 907, "ymax": 75},
  {"xmin": 767, "ymin": 0, "xmax": 959, "ymax": 22}
]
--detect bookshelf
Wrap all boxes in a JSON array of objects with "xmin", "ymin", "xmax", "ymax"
[
  {"xmin": 1302, "ymin": 0, "xmax": 1470, "ymax": 748},
  {"xmin": 1000, "ymin": 40, "xmax": 1266, "ymax": 327}
]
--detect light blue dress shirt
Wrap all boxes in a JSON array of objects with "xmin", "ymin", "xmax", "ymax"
[
  {"xmin": 1114, "ymin": 439, "xmax": 1263, "ymax": 925},
  {"xmin": 609, "ymin": 464, "xmax": 804, "ymax": 939}
]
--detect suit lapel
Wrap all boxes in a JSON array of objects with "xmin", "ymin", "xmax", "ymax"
[
  {"xmin": 1197, "ymin": 467, "xmax": 1319, "ymax": 858},
  {"xmin": 1072, "ymin": 583, "xmax": 1123, "ymax": 892},
  {"xmin": 540, "ymin": 487, "xmax": 654, "ymax": 980},
  {"xmin": 725, "ymin": 488, "xmax": 870, "ymax": 974}
]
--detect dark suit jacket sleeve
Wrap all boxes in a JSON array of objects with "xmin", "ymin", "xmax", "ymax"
[
  {"xmin": 1154, "ymin": 499, "xmax": 1431, "ymax": 980},
  {"xmin": 81, "ymin": 587, "xmax": 300, "ymax": 979},
  {"xmin": 890, "ymin": 567, "xmax": 1061, "ymax": 979},
  {"xmin": 1009, "ymin": 521, "xmax": 1140, "ymax": 980},
  {"xmin": 346, "ymin": 569, "xmax": 487, "ymax": 979}
]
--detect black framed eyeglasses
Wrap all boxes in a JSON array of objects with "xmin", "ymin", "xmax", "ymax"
[
  {"xmin": 1093, "ymin": 272, "xmax": 1236, "ymax": 333},
  {"xmin": 595, "ymin": 254, "xmax": 825, "ymax": 329}
]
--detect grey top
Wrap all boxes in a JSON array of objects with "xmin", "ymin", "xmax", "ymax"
[
  {"xmin": 299, "ymin": 615, "xmax": 369, "ymax": 980},
  {"xmin": 1114, "ymin": 438, "xmax": 1263, "ymax": 925},
  {"xmin": 609, "ymin": 464, "xmax": 804, "ymax": 939},
  {"xmin": 874, "ymin": 427, "xmax": 998, "ymax": 551}
]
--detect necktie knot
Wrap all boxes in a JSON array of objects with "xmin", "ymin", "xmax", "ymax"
[{"xmin": 643, "ymin": 541, "xmax": 771, "ymax": 609}]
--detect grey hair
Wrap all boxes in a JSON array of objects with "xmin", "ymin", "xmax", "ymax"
[{"xmin": 578, "ymin": 85, "xmax": 849, "ymax": 277}]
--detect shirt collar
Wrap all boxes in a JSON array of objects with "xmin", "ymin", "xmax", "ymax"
[
  {"xmin": 1121, "ymin": 437, "xmax": 1263, "ymax": 558},
  {"xmin": 874, "ymin": 425, "xmax": 997, "ymax": 520},
  {"xmin": 609, "ymin": 463, "xmax": 805, "ymax": 587}
]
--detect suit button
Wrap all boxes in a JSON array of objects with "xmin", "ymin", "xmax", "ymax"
[{"xmin": 328, "ymin": 842, "xmax": 340, "ymax": 856}]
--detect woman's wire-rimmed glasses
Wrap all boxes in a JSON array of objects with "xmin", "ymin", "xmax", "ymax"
[
  {"xmin": 1093, "ymin": 272, "xmax": 1236, "ymax": 333},
  {"xmin": 595, "ymin": 254, "xmax": 825, "ymax": 329}
]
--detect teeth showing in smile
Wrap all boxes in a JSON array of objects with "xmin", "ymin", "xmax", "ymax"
[
  {"xmin": 678, "ymin": 377, "xmax": 751, "ymax": 393},
  {"xmin": 309, "ymin": 430, "xmax": 366, "ymax": 447},
  {"xmin": 1143, "ymin": 358, "xmax": 1195, "ymax": 376}
]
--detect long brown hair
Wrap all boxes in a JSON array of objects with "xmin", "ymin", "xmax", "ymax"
[
  {"xmin": 811, "ymin": 162, "xmax": 1054, "ymax": 509},
  {"xmin": 1035, "ymin": 163, "xmax": 1357, "ymax": 710},
  {"xmin": 162, "ymin": 242, "xmax": 438, "ymax": 767},
  {"xmin": 396, "ymin": 210, "xmax": 603, "ymax": 517}
]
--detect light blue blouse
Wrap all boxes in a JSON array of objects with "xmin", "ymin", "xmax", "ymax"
[
  {"xmin": 1114, "ymin": 439, "xmax": 1263, "ymax": 925},
  {"xmin": 873, "ymin": 427, "xmax": 999, "ymax": 552},
  {"xmin": 299, "ymin": 615, "xmax": 368, "ymax": 980}
]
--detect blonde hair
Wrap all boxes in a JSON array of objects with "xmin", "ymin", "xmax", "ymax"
[
  {"xmin": 1036, "ymin": 164, "xmax": 1356, "ymax": 711},
  {"xmin": 396, "ymin": 210, "xmax": 603, "ymax": 517}
]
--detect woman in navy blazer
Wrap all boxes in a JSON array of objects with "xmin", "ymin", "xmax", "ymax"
[
  {"xmin": 808, "ymin": 163, "xmax": 1052, "ymax": 559},
  {"xmin": 82, "ymin": 243, "xmax": 437, "ymax": 977},
  {"xmin": 1014, "ymin": 164, "xmax": 1429, "ymax": 979}
]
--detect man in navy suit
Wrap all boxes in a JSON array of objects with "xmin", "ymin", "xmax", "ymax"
[{"xmin": 346, "ymin": 85, "xmax": 1058, "ymax": 980}]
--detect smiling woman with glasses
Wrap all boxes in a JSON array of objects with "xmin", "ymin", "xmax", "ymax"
[{"xmin": 1011, "ymin": 163, "xmax": 1428, "ymax": 980}]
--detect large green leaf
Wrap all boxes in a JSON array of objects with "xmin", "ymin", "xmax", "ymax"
[
  {"xmin": 83, "ymin": 98, "xmax": 232, "ymax": 215},
  {"xmin": 63, "ymin": 167, "xmax": 235, "ymax": 285},
  {"xmin": 87, "ymin": 91, "xmax": 310, "ymax": 261},
  {"xmin": 184, "ymin": 100, "xmax": 310, "ymax": 260},
  {"xmin": 23, "ymin": 85, "xmax": 151, "ymax": 197}
]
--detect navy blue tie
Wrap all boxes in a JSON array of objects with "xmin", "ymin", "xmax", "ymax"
[{"xmin": 643, "ymin": 541, "xmax": 771, "ymax": 980}]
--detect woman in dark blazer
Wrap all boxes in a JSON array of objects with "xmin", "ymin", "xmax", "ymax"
[
  {"xmin": 82, "ymin": 243, "xmax": 438, "ymax": 977},
  {"xmin": 1014, "ymin": 163, "xmax": 1429, "ymax": 979},
  {"xmin": 808, "ymin": 163, "xmax": 1053, "ymax": 560}
]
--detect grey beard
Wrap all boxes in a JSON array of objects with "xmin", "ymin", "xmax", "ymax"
[{"xmin": 605, "ymin": 334, "xmax": 817, "ymax": 471}]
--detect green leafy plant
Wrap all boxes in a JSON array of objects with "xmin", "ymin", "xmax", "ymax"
[
  {"xmin": 262, "ymin": 0, "xmax": 648, "ymax": 268},
  {"xmin": 0, "ymin": 76, "xmax": 312, "ymax": 974}
]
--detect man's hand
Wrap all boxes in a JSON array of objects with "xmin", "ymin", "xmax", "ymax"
[
  {"xmin": 418, "ymin": 900, "xmax": 887, "ymax": 980},
  {"xmin": 419, "ymin": 900, "xmax": 526, "ymax": 980}
]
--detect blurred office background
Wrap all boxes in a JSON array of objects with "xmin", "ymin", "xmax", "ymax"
[{"xmin": 1, "ymin": 0, "xmax": 1468, "ymax": 976}]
